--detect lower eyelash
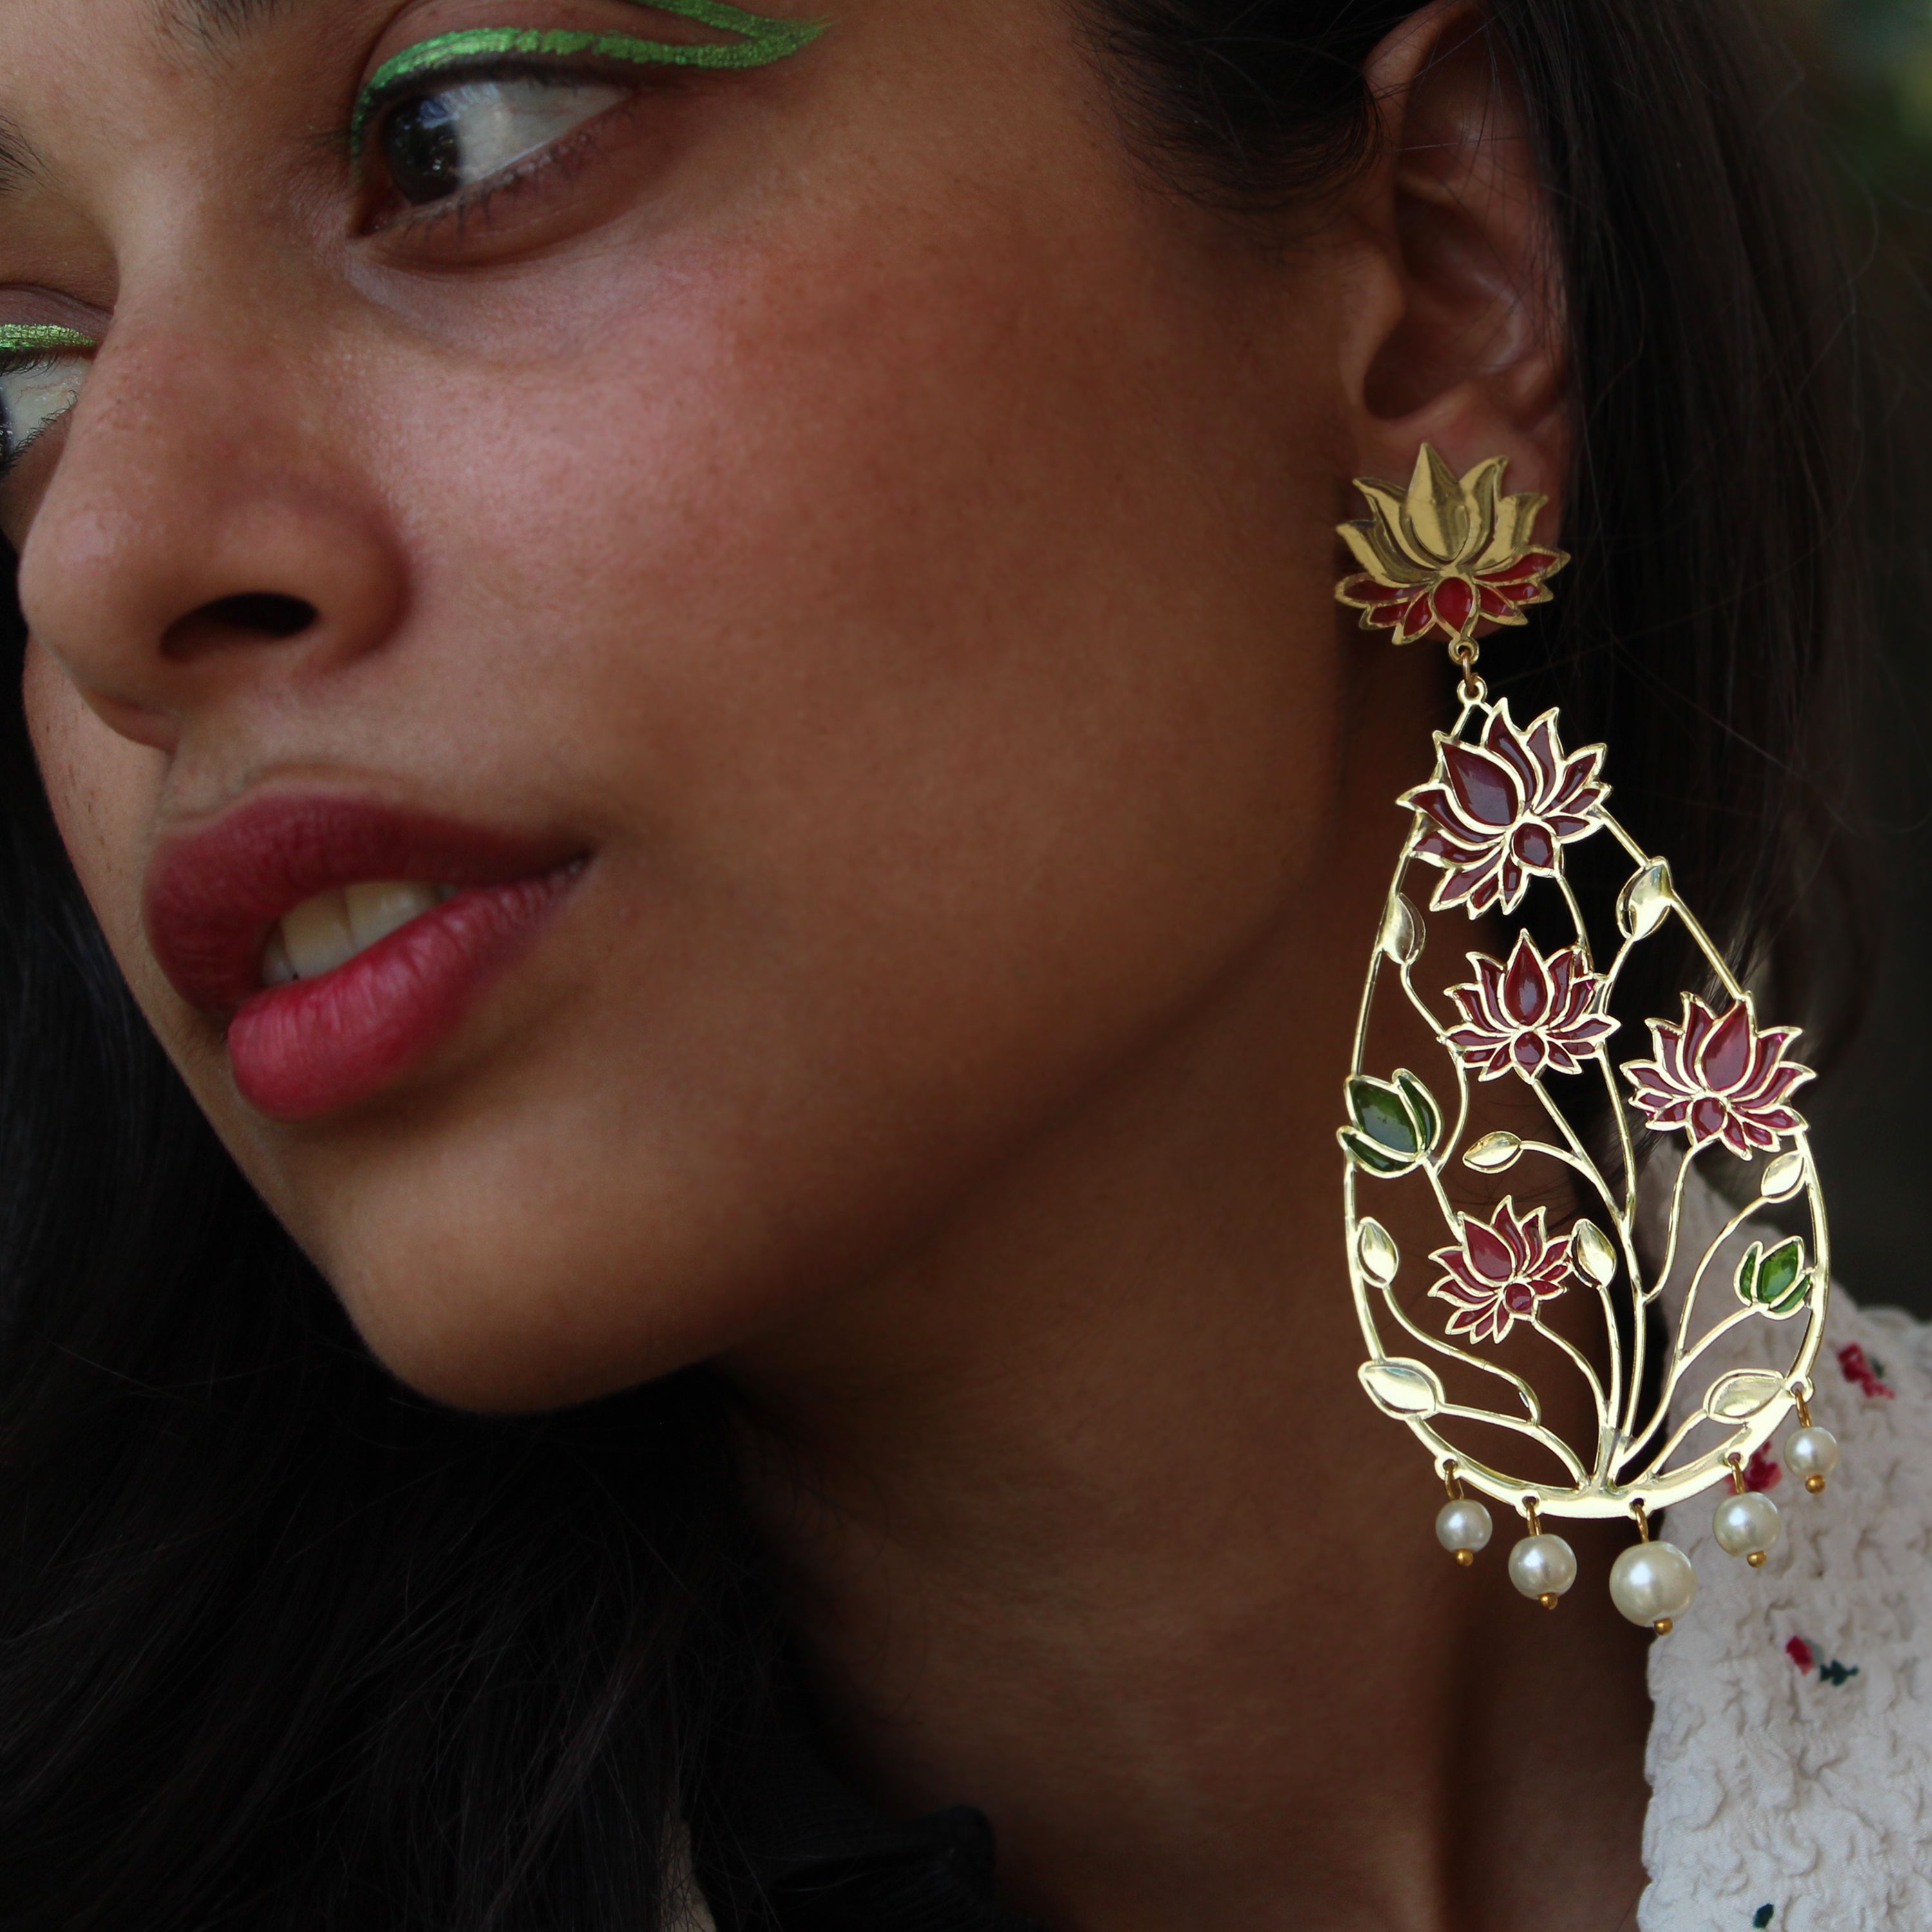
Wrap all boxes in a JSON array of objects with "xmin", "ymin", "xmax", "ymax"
[
  {"xmin": 0, "ymin": 354, "xmax": 84, "ymax": 479},
  {"xmin": 365, "ymin": 97, "xmax": 625, "ymax": 245}
]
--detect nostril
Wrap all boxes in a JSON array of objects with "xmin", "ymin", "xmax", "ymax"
[
  {"xmin": 201, "ymin": 592, "xmax": 318, "ymax": 639},
  {"xmin": 163, "ymin": 591, "xmax": 319, "ymax": 655}
]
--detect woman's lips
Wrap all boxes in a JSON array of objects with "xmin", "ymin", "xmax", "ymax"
[
  {"xmin": 145, "ymin": 795, "xmax": 585, "ymax": 1122},
  {"xmin": 227, "ymin": 873, "xmax": 574, "ymax": 1119}
]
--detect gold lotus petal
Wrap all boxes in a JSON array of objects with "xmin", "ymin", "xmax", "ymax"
[
  {"xmin": 1359, "ymin": 1356, "xmax": 1445, "ymax": 1419},
  {"xmin": 1761, "ymin": 1151, "xmax": 1806, "ymax": 1202},
  {"xmin": 1403, "ymin": 445, "xmax": 1468, "ymax": 564},
  {"xmin": 1356, "ymin": 1217, "xmax": 1400, "ymax": 1287},
  {"xmin": 1356, "ymin": 478, "xmax": 1439, "ymax": 571},
  {"xmin": 1572, "ymin": 1218, "xmax": 1619, "ymax": 1288},
  {"xmin": 1456, "ymin": 457, "xmax": 1509, "ymax": 565},
  {"xmin": 1378, "ymin": 892, "xmax": 1423, "ymax": 965},
  {"xmin": 1616, "ymin": 860, "xmax": 1675, "ymax": 941},
  {"xmin": 1705, "ymin": 1368, "xmax": 1786, "ymax": 1422},
  {"xmin": 1472, "ymin": 489, "xmax": 1549, "ymax": 572},
  {"xmin": 1463, "ymin": 1131, "xmax": 1523, "ymax": 1173},
  {"xmin": 1338, "ymin": 521, "xmax": 1428, "ymax": 587},
  {"xmin": 1337, "ymin": 522, "xmax": 1394, "ymax": 580}
]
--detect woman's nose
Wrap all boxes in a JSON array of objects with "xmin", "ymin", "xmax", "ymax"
[{"xmin": 17, "ymin": 321, "xmax": 407, "ymax": 754}]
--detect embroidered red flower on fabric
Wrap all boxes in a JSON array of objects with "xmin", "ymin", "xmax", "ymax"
[
  {"xmin": 1334, "ymin": 446, "xmax": 1569, "ymax": 645},
  {"xmin": 1622, "ymin": 994, "xmax": 1814, "ymax": 1158},
  {"xmin": 1838, "ymin": 1342, "xmax": 1894, "ymax": 1401},
  {"xmin": 1446, "ymin": 930, "xmax": 1617, "ymax": 1081},
  {"xmin": 1401, "ymin": 703, "xmax": 1607, "ymax": 916},
  {"xmin": 1430, "ymin": 1198, "xmax": 1573, "ymax": 1346}
]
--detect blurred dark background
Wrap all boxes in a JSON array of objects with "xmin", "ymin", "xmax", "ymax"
[{"xmin": 1772, "ymin": 0, "xmax": 1932, "ymax": 1314}]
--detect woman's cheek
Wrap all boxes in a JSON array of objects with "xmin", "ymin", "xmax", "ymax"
[{"xmin": 22, "ymin": 639, "xmax": 164, "ymax": 980}]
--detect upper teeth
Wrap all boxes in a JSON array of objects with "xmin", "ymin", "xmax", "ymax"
[{"xmin": 263, "ymin": 882, "xmax": 457, "ymax": 986}]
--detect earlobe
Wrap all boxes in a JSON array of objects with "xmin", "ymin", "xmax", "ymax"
[{"xmin": 1338, "ymin": 0, "xmax": 1569, "ymax": 503}]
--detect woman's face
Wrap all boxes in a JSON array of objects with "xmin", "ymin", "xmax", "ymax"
[{"xmin": 8, "ymin": 0, "xmax": 1378, "ymax": 1407}]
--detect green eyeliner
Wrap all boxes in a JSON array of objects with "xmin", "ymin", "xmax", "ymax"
[
  {"xmin": 351, "ymin": 1, "xmax": 826, "ymax": 152},
  {"xmin": 0, "ymin": 324, "xmax": 96, "ymax": 356}
]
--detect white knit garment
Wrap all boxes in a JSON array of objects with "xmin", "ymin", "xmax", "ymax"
[{"xmin": 1639, "ymin": 1172, "xmax": 1932, "ymax": 1931}]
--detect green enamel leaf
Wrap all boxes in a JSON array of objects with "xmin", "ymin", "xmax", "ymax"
[
  {"xmin": 1757, "ymin": 1237, "xmax": 1806, "ymax": 1306},
  {"xmin": 1340, "ymin": 1127, "xmax": 1413, "ymax": 1177},
  {"xmin": 1394, "ymin": 1070, "xmax": 1443, "ymax": 1155},
  {"xmin": 1348, "ymin": 1076, "xmax": 1419, "ymax": 1155},
  {"xmin": 1732, "ymin": 1241, "xmax": 1763, "ymax": 1307},
  {"xmin": 1734, "ymin": 1236, "xmax": 1812, "ymax": 1317}
]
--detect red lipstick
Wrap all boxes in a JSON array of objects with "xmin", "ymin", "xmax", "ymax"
[{"xmin": 146, "ymin": 795, "xmax": 583, "ymax": 1121}]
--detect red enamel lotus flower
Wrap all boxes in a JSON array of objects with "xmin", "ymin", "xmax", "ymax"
[
  {"xmin": 1430, "ymin": 1199, "xmax": 1573, "ymax": 1347},
  {"xmin": 1446, "ymin": 930, "xmax": 1618, "ymax": 1081},
  {"xmin": 1622, "ymin": 994, "xmax": 1815, "ymax": 1158},
  {"xmin": 1401, "ymin": 703, "xmax": 1608, "ymax": 916},
  {"xmin": 1334, "ymin": 446, "xmax": 1569, "ymax": 645}
]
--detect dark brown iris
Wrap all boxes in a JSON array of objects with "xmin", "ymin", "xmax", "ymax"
[{"xmin": 382, "ymin": 95, "xmax": 462, "ymax": 205}]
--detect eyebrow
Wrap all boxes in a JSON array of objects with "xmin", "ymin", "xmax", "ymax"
[
  {"xmin": 0, "ymin": 0, "xmax": 294, "ymax": 203},
  {"xmin": 155, "ymin": 0, "xmax": 296, "ymax": 56},
  {"xmin": 0, "ymin": 114, "xmax": 39, "ymax": 195}
]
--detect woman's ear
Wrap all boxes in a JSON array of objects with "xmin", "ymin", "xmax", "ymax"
[{"xmin": 1335, "ymin": 0, "xmax": 1568, "ymax": 500}]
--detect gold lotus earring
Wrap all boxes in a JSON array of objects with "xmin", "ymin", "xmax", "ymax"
[{"xmin": 1335, "ymin": 446, "xmax": 1838, "ymax": 1633}]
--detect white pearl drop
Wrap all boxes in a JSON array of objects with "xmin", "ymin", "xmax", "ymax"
[
  {"xmin": 1435, "ymin": 1499, "xmax": 1493, "ymax": 1553},
  {"xmin": 1508, "ymin": 1532, "xmax": 1577, "ymax": 1600},
  {"xmin": 1609, "ymin": 1540, "xmax": 1698, "ymax": 1626},
  {"xmin": 1786, "ymin": 1426, "xmax": 1840, "ymax": 1481},
  {"xmin": 1713, "ymin": 1490, "xmax": 1781, "ymax": 1560}
]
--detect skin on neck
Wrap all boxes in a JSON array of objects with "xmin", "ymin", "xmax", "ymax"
[{"xmin": 726, "ymin": 13, "xmax": 1649, "ymax": 1931}]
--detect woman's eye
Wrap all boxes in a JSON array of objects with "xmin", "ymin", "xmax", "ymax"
[
  {"xmin": 0, "ymin": 355, "xmax": 87, "ymax": 469},
  {"xmin": 375, "ymin": 75, "xmax": 629, "ymax": 209}
]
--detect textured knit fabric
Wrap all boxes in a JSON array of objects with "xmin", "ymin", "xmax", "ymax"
[{"xmin": 1639, "ymin": 1171, "xmax": 1932, "ymax": 1931}]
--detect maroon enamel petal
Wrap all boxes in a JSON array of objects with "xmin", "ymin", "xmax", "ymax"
[
  {"xmin": 1547, "ymin": 948, "xmax": 1575, "ymax": 1006},
  {"xmin": 1483, "ymin": 551, "xmax": 1558, "ymax": 587},
  {"xmin": 1444, "ymin": 743, "xmax": 1522, "ymax": 829},
  {"xmin": 1680, "ymin": 999, "xmax": 1715, "ymax": 1059},
  {"xmin": 1752, "ymin": 1065, "xmax": 1810, "ymax": 1106},
  {"xmin": 1484, "ymin": 710, "xmax": 1542, "ymax": 796},
  {"xmin": 1416, "ymin": 831, "xmax": 1492, "ymax": 871},
  {"xmin": 1494, "ymin": 1201, "xmax": 1533, "ymax": 1269},
  {"xmin": 1464, "ymin": 1220, "xmax": 1516, "ymax": 1283},
  {"xmin": 1523, "ymin": 716, "xmax": 1561, "ymax": 797},
  {"xmin": 1455, "ymin": 868, "xmax": 1502, "ymax": 911},
  {"xmin": 1549, "ymin": 749, "xmax": 1605, "ymax": 813},
  {"xmin": 1432, "ymin": 578, "xmax": 1476, "ymax": 635},
  {"xmin": 1503, "ymin": 934, "xmax": 1549, "ymax": 1023},
  {"xmin": 1394, "ymin": 594, "xmax": 1436, "ymax": 642},
  {"xmin": 1513, "ymin": 822, "xmax": 1555, "ymax": 869},
  {"xmin": 1698, "ymin": 1001, "xmax": 1754, "ymax": 1092},
  {"xmin": 1439, "ymin": 1255, "xmax": 1499, "ymax": 1303}
]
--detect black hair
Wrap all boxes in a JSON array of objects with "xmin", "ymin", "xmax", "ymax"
[{"xmin": 0, "ymin": 4, "xmax": 1864, "ymax": 1926}]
